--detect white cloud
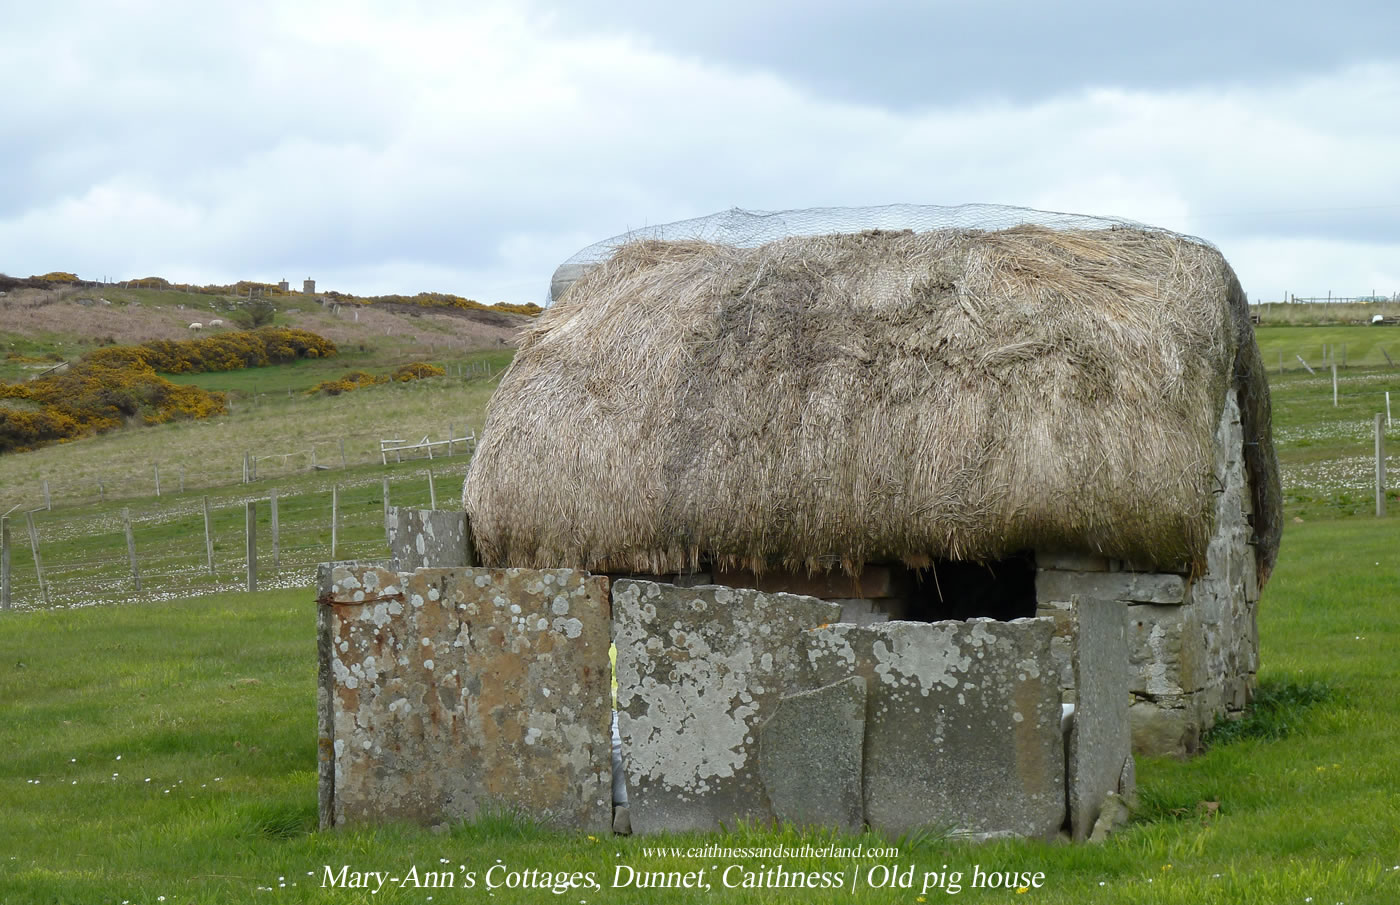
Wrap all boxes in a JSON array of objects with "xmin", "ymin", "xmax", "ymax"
[{"xmin": 0, "ymin": 2, "xmax": 1396, "ymax": 302}]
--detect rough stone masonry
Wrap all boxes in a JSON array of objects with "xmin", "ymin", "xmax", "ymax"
[
  {"xmin": 317, "ymin": 563, "xmax": 613, "ymax": 831},
  {"xmin": 614, "ymin": 579, "xmax": 1070, "ymax": 839}
]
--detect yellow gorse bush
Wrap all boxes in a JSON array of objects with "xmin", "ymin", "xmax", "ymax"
[
  {"xmin": 391, "ymin": 361, "xmax": 446, "ymax": 382},
  {"xmin": 0, "ymin": 360, "xmax": 227, "ymax": 453},
  {"xmin": 87, "ymin": 327, "xmax": 337, "ymax": 374},
  {"xmin": 308, "ymin": 361, "xmax": 443, "ymax": 396}
]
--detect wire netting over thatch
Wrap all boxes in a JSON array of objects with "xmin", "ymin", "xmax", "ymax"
[{"xmin": 467, "ymin": 221, "xmax": 1281, "ymax": 585}]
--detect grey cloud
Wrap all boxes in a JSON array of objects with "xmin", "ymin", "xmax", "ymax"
[{"xmin": 535, "ymin": 0, "xmax": 1400, "ymax": 109}]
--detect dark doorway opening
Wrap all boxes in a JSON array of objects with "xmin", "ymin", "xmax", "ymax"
[{"xmin": 901, "ymin": 553, "xmax": 1037, "ymax": 623}]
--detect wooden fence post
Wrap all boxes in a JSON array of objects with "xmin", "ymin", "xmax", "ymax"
[
  {"xmin": 25, "ymin": 511, "xmax": 49, "ymax": 606},
  {"xmin": 1, "ymin": 516, "xmax": 10, "ymax": 611},
  {"xmin": 154, "ymin": 464, "xmax": 161, "ymax": 497},
  {"xmin": 1332, "ymin": 363, "xmax": 1338, "ymax": 407},
  {"xmin": 122, "ymin": 508, "xmax": 142, "ymax": 591},
  {"xmin": 203, "ymin": 496, "xmax": 215, "ymax": 575},
  {"xmin": 382, "ymin": 477, "xmax": 391, "ymax": 540},
  {"xmin": 42, "ymin": 480, "xmax": 51, "ymax": 511},
  {"xmin": 331, "ymin": 485, "xmax": 339, "ymax": 559},
  {"xmin": 1377, "ymin": 414, "xmax": 1388, "ymax": 518},
  {"xmin": 179, "ymin": 467, "xmax": 185, "ymax": 494},
  {"xmin": 98, "ymin": 480, "xmax": 104, "ymax": 502},
  {"xmin": 428, "ymin": 469, "xmax": 437, "ymax": 509},
  {"xmin": 311, "ymin": 446, "xmax": 318, "ymax": 469},
  {"xmin": 339, "ymin": 439, "xmax": 346, "ymax": 468},
  {"xmin": 246, "ymin": 502, "xmax": 257, "ymax": 592},
  {"xmin": 270, "ymin": 489, "xmax": 280, "ymax": 571},
  {"xmin": 242, "ymin": 452, "xmax": 249, "ymax": 484},
  {"xmin": 448, "ymin": 424, "xmax": 454, "ymax": 457}
]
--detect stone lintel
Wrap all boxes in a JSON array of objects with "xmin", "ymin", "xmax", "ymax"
[{"xmin": 1037, "ymin": 570, "xmax": 1187, "ymax": 606}]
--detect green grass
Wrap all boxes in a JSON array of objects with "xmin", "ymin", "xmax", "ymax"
[
  {"xmin": 1254, "ymin": 324, "xmax": 1400, "ymax": 372},
  {"xmin": 1251, "ymin": 326, "xmax": 1400, "ymax": 521},
  {"xmin": 2, "ymin": 316, "xmax": 1399, "ymax": 902},
  {"xmin": 0, "ymin": 456, "xmax": 467, "ymax": 610},
  {"xmin": 2, "ymin": 519, "xmax": 1398, "ymax": 903},
  {"xmin": 0, "ymin": 369, "xmax": 504, "ymax": 514}
]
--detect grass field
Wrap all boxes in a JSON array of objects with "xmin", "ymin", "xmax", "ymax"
[
  {"xmin": 2, "ymin": 519, "xmax": 1397, "ymax": 904},
  {"xmin": 2, "ymin": 321, "xmax": 1400, "ymax": 903},
  {"xmin": 1255, "ymin": 326, "xmax": 1400, "ymax": 520}
]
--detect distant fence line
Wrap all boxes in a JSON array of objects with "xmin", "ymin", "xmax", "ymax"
[
  {"xmin": 1268, "ymin": 344, "xmax": 1398, "ymax": 373},
  {"xmin": 0, "ymin": 469, "xmax": 459, "ymax": 611},
  {"xmin": 1, "ymin": 425, "xmax": 478, "ymax": 513},
  {"xmin": 1256, "ymin": 294, "xmax": 1400, "ymax": 304}
]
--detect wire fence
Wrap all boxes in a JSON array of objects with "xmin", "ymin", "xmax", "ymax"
[
  {"xmin": 0, "ymin": 424, "xmax": 478, "ymax": 514},
  {"xmin": 1266, "ymin": 344, "xmax": 1400, "ymax": 373},
  {"xmin": 0, "ymin": 468, "xmax": 460, "ymax": 611}
]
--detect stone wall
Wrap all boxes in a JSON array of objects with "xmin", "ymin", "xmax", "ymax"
[
  {"xmin": 317, "ymin": 563, "xmax": 613, "ymax": 831},
  {"xmin": 1035, "ymin": 390, "xmax": 1259, "ymax": 757},
  {"xmin": 614, "ymin": 580, "xmax": 1073, "ymax": 840}
]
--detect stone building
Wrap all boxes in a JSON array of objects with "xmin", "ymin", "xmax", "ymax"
[{"xmin": 464, "ymin": 208, "xmax": 1282, "ymax": 760}]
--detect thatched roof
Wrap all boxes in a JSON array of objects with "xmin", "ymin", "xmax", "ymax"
[{"xmin": 464, "ymin": 225, "xmax": 1281, "ymax": 584}]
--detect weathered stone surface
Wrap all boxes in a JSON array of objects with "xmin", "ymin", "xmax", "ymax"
[
  {"xmin": 758, "ymin": 677, "xmax": 866, "ymax": 832},
  {"xmin": 1087, "ymin": 791, "xmax": 1132, "ymax": 843},
  {"xmin": 1124, "ymin": 603, "xmax": 1201, "ymax": 698},
  {"xmin": 1034, "ymin": 598, "xmax": 1076, "ymax": 698},
  {"xmin": 386, "ymin": 507, "xmax": 473, "ymax": 570},
  {"xmin": 318, "ymin": 564, "xmax": 612, "ymax": 831},
  {"xmin": 1036, "ymin": 570, "xmax": 1186, "ymax": 605},
  {"xmin": 711, "ymin": 566, "xmax": 895, "ymax": 599},
  {"xmin": 1129, "ymin": 695, "xmax": 1200, "ymax": 758},
  {"xmin": 1067, "ymin": 597, "xmax": 1134, "ymax": 841},
  {"xmin": 833, "ymin": 598, "xmax": 890, "ymax": 625},
  {"xmin": 612, "ymin": 581, "xmax": 840, "ymax": 834},
  {"xmin": 803, "ymin": 618, "xmax": 1064, "ymax": 840}
]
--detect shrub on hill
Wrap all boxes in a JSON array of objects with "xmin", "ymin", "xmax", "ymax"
[
  {"xmin": 308, "ymin": 361, "xmax": 442, "ymax": 396},
  {"xmin": 86, "ymin": 327, "xmax": 336, "ymax": 374},
  {"xmin": 0, "ymin": 360, "xmax": 227, "ymax": 453},
  {"xmin": 391, "ymin": 361, "xmax": 446, "ymax": 381},
  {"xmin": 308, "ymin": 371, "xmax": 386, "ymax": 396},
  {"xmin": 321, "ymin": 290, "xmax": 542, "ymax": 318}
]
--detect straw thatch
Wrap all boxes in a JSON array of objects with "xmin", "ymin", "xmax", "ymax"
[{"xmin": 464, "ymin": 225, "xmax": 1281, "ymax": 584}]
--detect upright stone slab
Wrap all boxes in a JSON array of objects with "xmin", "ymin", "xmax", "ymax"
[
  {"xmin": 758, "ymin": 677, "xmax": 866, "ymax": 833},
  {"xmin": 612, "ymin": 580, "xmax": 840, "ymax": 834},
  {"xmin": 317, "ymin": 563, "xmax": 612, "ymax": 831},
  {"xmin": 803, "ymin": 618, "xmax": 1064, "ymax": 840},
  {"xmin": 386, "ymin": 507, "xmax": 473, "ymax": 570},
  {"xmin": 1066, "ymin": 597, "xmax": 1134, "ymax": 841}
]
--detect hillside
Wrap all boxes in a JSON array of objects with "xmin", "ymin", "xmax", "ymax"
[{"xmin": 0, "ymin": 283, "xmax": 528, "ymax": 384}]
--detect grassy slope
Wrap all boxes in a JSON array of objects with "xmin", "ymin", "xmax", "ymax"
[
  {"xmin": 1, "ymin": 319, "xmax": 1398, "ymax": 902},
  {"xmin": 1, "ymin": 520, "xmax": 1397, "ymax": 904},
  {"xmin": 0, "ymin": 365, "xmax": 507, "ymax": 513}
]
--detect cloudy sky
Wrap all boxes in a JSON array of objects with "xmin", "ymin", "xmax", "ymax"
[{"xmin": 3, "ymin": 0, "xmax": 1398, "ymax": 303}]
